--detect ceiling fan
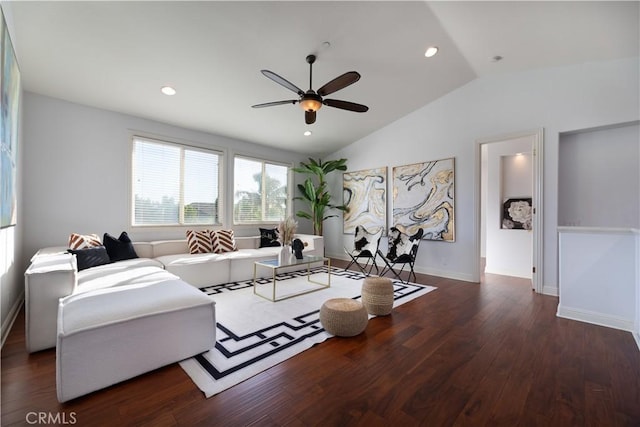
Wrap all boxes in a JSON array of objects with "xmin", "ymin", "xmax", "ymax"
[{"xmin": 252, "ymin": 54, "xmax": 369, "ymax": 125}]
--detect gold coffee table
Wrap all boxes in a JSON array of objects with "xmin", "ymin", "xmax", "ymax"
[{"xmin": 253, "ymin": 255, "xmax": 331, "ymax": 302}]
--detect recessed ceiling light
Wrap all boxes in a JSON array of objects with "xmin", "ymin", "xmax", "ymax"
[
  {"xmin": 303, "ymin": 130, "xmax": 312, "ymax": 136},
  {"xmin": 424, "ymin": 46, "xmax": 439, "ymax": 58},
  {"xmin": 161, "ymin": 86, "xmax": 176, "ymax": 96}
]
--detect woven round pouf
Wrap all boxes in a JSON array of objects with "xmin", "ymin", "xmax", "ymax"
[
  {"xmin": 319, "ymin": 298, "xmax": 368, "ymax": 337},
  {"xmin": 361, "ymin": 277, "xmax": 394, "ymax": 315}
]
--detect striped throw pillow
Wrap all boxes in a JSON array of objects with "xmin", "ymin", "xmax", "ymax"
[
  {"xmin": 68, "ymin": 233, "xmax": 102, "ymax": 250},
  {"xmin": 211, "ymin": 229, "xmax": 237, "ymax": 253},
  {"xmin": 186, "ymin": 230, "xmax": 213, "ymax": 254}
]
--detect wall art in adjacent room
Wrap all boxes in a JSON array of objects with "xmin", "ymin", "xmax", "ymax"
[
  {"xmin": 502, "ymin": 197, "xmax": 532, "ymax": 230},
  {"xmin": 392, "ymin": 158, "xmax": 455, "ymax": 241}
]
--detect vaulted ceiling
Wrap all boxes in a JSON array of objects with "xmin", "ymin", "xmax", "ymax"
[{"xmin": 8, "ymin": 1, "xmax": 639, "ymax": 155}]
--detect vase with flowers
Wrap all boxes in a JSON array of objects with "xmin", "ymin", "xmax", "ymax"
[{"xmin": 277, "ymin": 216, "xmax": 298, "ymax": 265}]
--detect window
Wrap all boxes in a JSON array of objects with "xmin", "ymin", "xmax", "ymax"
[
  {"xmin": 132, "ymin": 136, "xmax": 222, "ymax": 226},
  {"xmin": 233, "ymin": 156, "xmax": 290, "ymax": 223}
]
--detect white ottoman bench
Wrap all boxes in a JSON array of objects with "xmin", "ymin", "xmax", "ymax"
[{"xmin": 56, "ymin": 279, "xmax": 216, "ymax": 402}]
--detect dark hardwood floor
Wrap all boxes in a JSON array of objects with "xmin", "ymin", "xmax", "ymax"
[{"xmin": 2, "ymin": 259, "xmax": 640, "ymax": 426}]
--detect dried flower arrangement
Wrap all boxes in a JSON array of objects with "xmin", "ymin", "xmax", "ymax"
[{"xmin": 277, "ymin": 216, "xmax": 298, "ymax": 246}]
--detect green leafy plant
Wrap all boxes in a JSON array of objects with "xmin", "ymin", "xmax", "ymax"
[{"xmin": 293, "ymin": 158, "xmax": 348, "ymax": 236}]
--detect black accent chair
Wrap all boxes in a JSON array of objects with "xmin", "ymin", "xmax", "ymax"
[
  {"xmin": 344, "ymin": 225, "xmax": 383, "ymax": 275},
  {"xmin": 378, "ymin": 227, "xmax": 424, "ymax": 284}
]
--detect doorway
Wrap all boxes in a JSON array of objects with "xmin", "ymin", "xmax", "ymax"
[{"xmin": 475, "ymin": 129, "xmax": 544, "ymax": 292}]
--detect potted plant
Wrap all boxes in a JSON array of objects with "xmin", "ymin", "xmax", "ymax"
[{"xmin": 293, "ymin": 158, "xmax": 348, "ymax": 236}]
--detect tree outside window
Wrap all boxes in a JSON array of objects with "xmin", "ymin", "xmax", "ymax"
[{"xmin": 234, "ymin": 157, "xmax": 289, "ymax": 223}]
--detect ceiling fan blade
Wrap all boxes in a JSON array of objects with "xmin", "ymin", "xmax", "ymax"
[
  {"xmin": 305, "ymin": 110, "xmax": 316, "ymax": 124},
  {"xmin": 317, "ymin": 71, "xmax": 361, "ymax": 96},
  {"xmin": 261, "ymin": 70, "xmax": 304, "ymax": 96},
  {"xmin": 252, "ymin": 100, "xmax": 297, "ymax": 108},
  {"xmin": 323, "ymin": 99, "xmax": 369, "ymax": 113}
]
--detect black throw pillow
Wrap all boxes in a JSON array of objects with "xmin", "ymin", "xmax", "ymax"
[
  {"xmin": 259, "ymin": 228, "xmax": 281, "ymax": 248},
  {"xmin": 68, "ymin": 246, "xmax": 111, "ymax": 271},
  {"xmin": 103, "ymin": 231, "xmax": 138, "ymax": 262}
]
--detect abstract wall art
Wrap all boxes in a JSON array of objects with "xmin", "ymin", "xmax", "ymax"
[
  {"xmin": 1, "ymin": 8, "xmax": 20, "ymax": 228},
  {"xmin": 502, "ymin": 197, "xmax": 532, "ymax": 230},
  {"xmin": 392, "ymin": 158, "xmax": 455, "ymax": 241},
  {"xmin": 343, "ymin": 166, "xmax": 387, "ymax": 234}
]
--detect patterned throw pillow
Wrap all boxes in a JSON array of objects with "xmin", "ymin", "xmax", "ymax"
[
  {"xmin": 186, "ymin": 230, "xmax": 213, "ymax": 254},
  {"xmin": 68, "ymin": 233, "xmax": 102, "ymax": 250},
  {"xmin": 259, "ymin": 227, "xmax": 281, "ymax": 248},
  {"xmin": 211, "ymin": 229, "xmax": 237, "ymax": 253}
]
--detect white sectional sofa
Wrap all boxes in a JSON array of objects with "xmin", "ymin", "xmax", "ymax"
[{"xmin": 25, "ymin": 234, "xmax": 323, "ymax": 353}]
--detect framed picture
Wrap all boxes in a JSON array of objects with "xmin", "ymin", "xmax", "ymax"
[
  {"xmin": 502, "ymin": 197, "xmax": 532, "ymax": 230},
  {"xmin": 392, "ymin": 158, "xmax": 455, "ymax": 241},
  {"xmin": 343, "ymin": 166, "xmax": 387, "ymax": 234},
  {"xmin": 1, "ymin": 8, "xmax": 21, "ymax": 228}
]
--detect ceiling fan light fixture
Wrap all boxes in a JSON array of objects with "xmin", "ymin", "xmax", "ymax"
[
  {"xmin": 254, "ymin": 54, "xmax": 368, "ymax": 124},
  {"xmin": 299, "ymin": 93, "xmax": 323, "ymax": 112},
  {"xmin": 424, "ymin": 46, "xmax": 439, "ymax": 58}
]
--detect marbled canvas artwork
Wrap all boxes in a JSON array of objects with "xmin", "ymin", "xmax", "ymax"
[
  {"xmin": 343, "ymin": 167, "xmax": 387, "ymax": 234},
  {"xmin": 392, "ymin": 158, "xmax": 455, "ymax": 242}
]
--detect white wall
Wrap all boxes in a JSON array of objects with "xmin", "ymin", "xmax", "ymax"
[
  {"xmin": 558, "ymin": 123, "xmax": 640, "ymax": 228},
  {"xmin": 558, "ymin": 228, "xmax": 638, "ymax": 334},
  {"xmin": 484, "ymin": 138, "xmax": 533, "ymax": 279},
  {"xmin": 324, "ymin": 57, "xmax": 639, "ymax": 291},
  {"xmin": 21, "ymin": 92, "xmax": 313, "ymax": 274}
]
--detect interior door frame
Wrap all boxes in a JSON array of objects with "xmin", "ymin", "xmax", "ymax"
[{"xmin": 474, "ymin": 128, "xmax": 544, "ymax": 292}]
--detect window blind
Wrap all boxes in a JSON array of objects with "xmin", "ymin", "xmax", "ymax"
[{"xmin": 132, "ymin": 137, "xmax": 221, "ymax": 226}]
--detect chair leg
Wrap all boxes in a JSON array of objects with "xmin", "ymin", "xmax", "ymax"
[
  {"xmin": 408, "ymin": 262, "xmax": 417, "ymax": 283},
  {"xmin": 370, "ymin": 258, "xmax": 380, "ymax": 275},
  {"xmin": 347, "ymin": 253, "xmax": 378, "ymax": 276},
  {"xmin": 381, "ymin": 261, "xmax": 415, "ymax": 284}
]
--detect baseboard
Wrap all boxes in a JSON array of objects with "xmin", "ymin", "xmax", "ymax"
[
  {"xmin": 557, "ymin": 305, "xmax": 634, "ymax": 333},
  {"xmin": 542, "ymin": 285, "xmax": 559, "ymax": 297},
  {"xmin": 484, "ymin": 266, "xmax": 532, "ymax": 280},
  {"xmin": 326, "ymin": 252, "xmax": 477, "ymax": 283},
  {"xmin": 633, "ymin": 331, "xmax": 640, "ymax": 352},
  {"xmin": 1, "ymin": 292, "xmax": 24, "ymax": 349}
]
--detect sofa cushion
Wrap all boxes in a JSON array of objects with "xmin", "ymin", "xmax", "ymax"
[
  {"xmin": 211, "ymin": 229, "xmax": 237, "ymax": 253},
  {"xmin": 56, "ymin": 279, "xmax": 216, "ymax": 402},
  {"xmin": 186, "ymin": 230, "xmax": 213, "ymax": 254},
  {"xmin": 103, "ymin": 232, "xmax": 138, "ymax": 262},
  {"xmin": 77, "ymin": 259, "xmax": 169, "ymax": 293},
  {"xmin": 68, "ymin": 233, "xmax": 101, "ymax": 250},
  {"xmin": 68, "ymin": 246, "xmax": 111, "ymax": 271},
  {"xmin": 259, "ymin": 227, "xmax": 281, "ymax": 248},
  {"xmin": 221, "ymin": 247, "xmax": 281, "ymax": 282},
  {"xmin": 151, "ymin": 240, "xmax": 190, "ymax": 257},
  {"xmin": 155, "ymin": 253, "xmax": 230, "ymax": 287}
]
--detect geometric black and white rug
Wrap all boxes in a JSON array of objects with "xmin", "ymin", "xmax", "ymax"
[{"xmin": 179, "ymin": 266, "xmax": 436, "ymax": 398}]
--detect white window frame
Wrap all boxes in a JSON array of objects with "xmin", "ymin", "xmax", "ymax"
[
  {"xmin": 130, "ymin": 135, "xmax": 224, "ymax": 228},
  {"xmin": 232, "ymin": 154, "xmax": 292, "ymax": 225}
]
